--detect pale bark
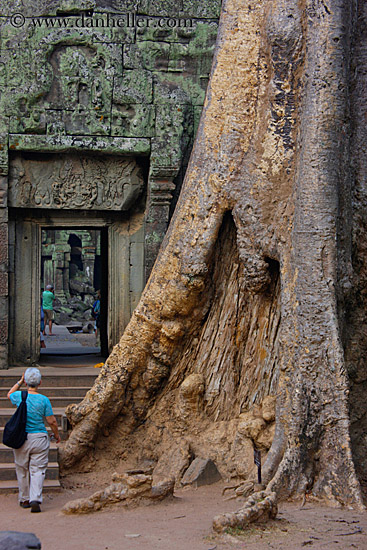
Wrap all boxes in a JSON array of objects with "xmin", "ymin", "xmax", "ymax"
[{"xmin": 60, "ymin": 0, "xmax": 366, "ymax": 519}]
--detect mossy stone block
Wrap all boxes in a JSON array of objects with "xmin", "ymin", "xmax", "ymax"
[
  {"xmin": 146, "ymin": 0, "xmax": 184, "ymax": 17},
  {"xmin": 64, "ymin": 109, "xmax": 111, "ymax": 136},
  {"xmin": 111, "ymin": 104, "xmax": 155, "ymax": 137},
  {"xmin": 153, "ymin": 72, "xmax": 191, "ymax": 104},
  {"xmin": 179, "ymin": 0, "xmax": 222, "ymax": 19},
  {"xmin": 153, "ymin": 71, "xmax": 205, "ymax": 105},
  {"xmin": 113, "ymin": 70, "xmax": 153, "ymax": 105},
  {"xmin": 124, "ymin": 41, "xmax": 170, "ymax": 70}
]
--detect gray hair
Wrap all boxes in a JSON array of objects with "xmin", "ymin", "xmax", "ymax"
[
  {"xmin": 24, "ymin": 367, "xmax": 42, "ymax": 388},
  {"xmin": 46, "ymin": 284, "xmax": 53, "ymax": 290}
]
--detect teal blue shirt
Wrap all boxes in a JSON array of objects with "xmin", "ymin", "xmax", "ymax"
[
  {"xmin": 42, "ymin": 290, "xmax": 55, "ymax": 310},
  {"xmin": 10, "ymin": 392, "xmax": 53, "ymax": 434}
]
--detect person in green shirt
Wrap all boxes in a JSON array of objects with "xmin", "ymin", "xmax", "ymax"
[{"xmin": 42, "ymin": 284, "xmax": 55, "ymax": 336}]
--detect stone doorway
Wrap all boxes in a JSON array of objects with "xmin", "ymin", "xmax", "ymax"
[
  {"xmin": 40, "ymin": 227, "xmax": 108, "ymax": 358},
  {"xmin": 8, "ymin": 210, "xmax": 144, "ymax": 367},
  {"xmin": 7, "ymin": 152, "xmax": 147, "ymax": 367}
]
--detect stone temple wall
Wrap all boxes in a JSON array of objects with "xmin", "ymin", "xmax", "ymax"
[{"xmin": 0, "ymin": 0, "xmax": 221, "ymax": 367}]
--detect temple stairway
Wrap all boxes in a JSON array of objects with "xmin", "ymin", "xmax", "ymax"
[{"xmin": 0, "ymin": 367, "xmax": 98, "ymax": 493}]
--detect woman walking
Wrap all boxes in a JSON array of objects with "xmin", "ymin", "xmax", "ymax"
[{"xmin": 7, "ymin": 367, "xmax": 60, "ymax": 512}]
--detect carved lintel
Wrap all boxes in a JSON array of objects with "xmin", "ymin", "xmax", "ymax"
[{"xmin": 8, "ymin": 154, "xmax": 145, "ymax": 211}]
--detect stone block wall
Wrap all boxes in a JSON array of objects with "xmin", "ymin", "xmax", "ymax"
[{"xmin": 0, "ymin": 0, "xmax": 221, "ymax": 367}]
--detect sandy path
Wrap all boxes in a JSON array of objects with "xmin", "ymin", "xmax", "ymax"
[{"xmin": 1, "ymin": 483, "xmax": 366, "ymax": 550}]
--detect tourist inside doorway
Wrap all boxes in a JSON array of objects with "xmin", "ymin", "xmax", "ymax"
[{"xmin": 42, "ymin": 285, "xmax": 55, "ymax": 336}]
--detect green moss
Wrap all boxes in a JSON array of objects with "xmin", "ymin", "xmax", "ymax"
[
  {"xmin": 113, "ymin": 71, "xmax": 153, "ymax": 105},
  {"xmin": 111, "ymin": 104, "xmax": 155, "ymax": 137},
  {"xmin": 0, "ymin": 1, "xmax": 220, "ymax": 173}
]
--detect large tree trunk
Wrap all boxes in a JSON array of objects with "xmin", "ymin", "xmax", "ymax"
[{"xmin": 60, "ymin": 0, "xmax": 366, "ymax": 524}]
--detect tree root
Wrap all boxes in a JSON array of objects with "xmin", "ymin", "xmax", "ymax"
[
  {"xmin": 61, "ymin": 472, "xmax": 174, "ymax": 515},
  {"xmin": 222, "ymin": 480, "xmax": 255, "ymax": 500},
  {"xmin": 212, "ymin": 490, "xmax": 278, "ymax": 533}
]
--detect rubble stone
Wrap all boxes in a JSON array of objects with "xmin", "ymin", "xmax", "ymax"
[
  {"xmin": 181, "ymin": 458, "xmax": 222, "ymax": 487},
  {"xmin": 0, "ymin": 531, "xmax": 41, "ymax": 550}
]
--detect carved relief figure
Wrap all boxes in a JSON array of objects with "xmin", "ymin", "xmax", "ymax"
[{"xmin": 9, "ymin": 154, "xmax": 144, "ymax": 211}]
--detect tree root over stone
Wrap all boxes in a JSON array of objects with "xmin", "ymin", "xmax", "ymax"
[
  {"xmin": 61, "ymin": 472, "xmax": 174, "ymax": 515},
  {"xmin": 59, "ymin": 0, "xmax": 366, "ymax": 524},
  {"xmin": 212, "ymin": 491, "xmax": 278, "ymax": 533}
]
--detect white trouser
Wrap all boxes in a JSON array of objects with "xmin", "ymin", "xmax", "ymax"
[{"xmin": 13, "ymin": 433, "xmax": 50, "ymax": 503}]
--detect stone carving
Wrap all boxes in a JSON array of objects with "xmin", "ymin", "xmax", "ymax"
[{"xmin": 8, "ymin": 154, "xmax": 144, "ymax": 211}]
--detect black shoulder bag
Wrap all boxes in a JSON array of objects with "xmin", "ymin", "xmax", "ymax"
[{"xmin": 3, "ymin": 390, "xmax": 28, "ymax": 449}]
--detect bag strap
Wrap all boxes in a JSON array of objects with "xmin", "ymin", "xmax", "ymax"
[{"xmin": 21, "ymin": 390, "xmax": 28, "ymax": 402}]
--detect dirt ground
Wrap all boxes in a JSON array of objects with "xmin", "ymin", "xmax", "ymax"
[{"xmin": 1, "ymin": 481, "xmax": 366, "ymax": 550}]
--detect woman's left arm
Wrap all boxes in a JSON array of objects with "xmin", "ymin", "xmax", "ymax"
[{"xmin": 7, "ymin": 372, "xmax": 24, "ymax": 399}]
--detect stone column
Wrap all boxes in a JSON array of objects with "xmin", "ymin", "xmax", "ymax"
[
  {"xmin": 145, "ymin": 170, "xmax": 176, "ymax": 280},
  {"xmin": 82, "ymin": 252, "xmax": 95, "ymax": 286},
  {"xmin": 80, "ymin": 231, "xmax": 96, "ymax": 289},
  {"xmin": 43, "ymin": 257, "xmax": 54, "ymax": 290},
  {"xmin": 0, "ymin": 198, "xmax": 8, "ymax": 368},
  {"xmin": 63, "ymin": 250, "xmax": 71, "ymax": 300},
  {"xmin": 0, "ymin": 114, "xmax": 9, "ymax": 367},
  {"xmin": 52, "ymin": 243, "xmax": 71, "ymax": 303},
  {"xmin": 145, "ymin": 103, "xmax": 187, "ymax": 280}
]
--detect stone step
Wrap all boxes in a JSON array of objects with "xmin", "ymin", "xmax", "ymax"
[
  {"xmin": 0, "ymin": 443, "xmax": 58, "ymax": 463},
  {"xmin": 0, "ymin": 369, "xmax": 98, "ymax": 496},
  {"xmin": 0, "ymin": 374, "xmax": 98, "ymax": 388},
  {"xmin": 0, "ymin": 396, "xmax": 83, "ymax": 408},
  {"xmin": 0, "ymin": 408, "xmax": 66, "ymax": 428},
  {"xmin": 0, "ymin": 386, "xmax": 91, "ymax": 398},
  {"xmin": 0, "ymin": 462, "xmax": 59, "ymax": 481},
  {"xmin": 0, "ymin": 479, "xmax": 61, "ymax": 494}
]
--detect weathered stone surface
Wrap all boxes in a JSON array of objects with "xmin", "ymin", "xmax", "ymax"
[
  {"xmin": 111, "ymin": 104, "xmax": 155, "ymax": 137},
  {"xmin": 0, "ymin": 274, "xmax": 8, "ymax": 299},
  {"xmin": 181, "ymin": 457, "xmax": 222, "ymax": 487},
  {"xmin": 113, "ymin": 71, "xmax": 153, "ymax": 105},
  {"xmin": 0, "ymin": 225, "xmax": 8, "ymax": 265},
  {"xmin": 0, "ymin": 531, "xmax": 41, "ymax": 550},
  {"xmin": 0, "ymin": 128, "xmax": 8, "ymax": 176},
  {"xmin": 8, "ymin": 154, "xmax": 144, "ymax": 211},
  {"xmin": 124, "ymin": 41, "xmax": 170, "ymax": 70},
  {"xmin": 8, "ymin": 135, "xmax": 151, "ymax": 155}
]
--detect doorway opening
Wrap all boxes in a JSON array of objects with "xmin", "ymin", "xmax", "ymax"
[
  {"xmin": 9, "ymin": 208, "xmax": 145, "ymax": 367},
  {"xmin": 40, "ymin": 227, "xmax": 109, "ymax": 358}
]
